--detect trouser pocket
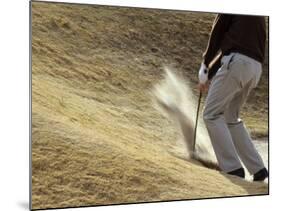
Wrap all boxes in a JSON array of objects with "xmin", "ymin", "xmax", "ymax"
[{"xmin": 221, "ymin": 53, "xmax": 235, "ymax": 70}]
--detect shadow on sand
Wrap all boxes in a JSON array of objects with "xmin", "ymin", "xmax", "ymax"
[
  {"xmin": 222, "ymin": 173, "xmax": 269, "ymax": 195},
  {"xmin": 172, "ymin": 153, "xmax": 268, "ymax": 195}
]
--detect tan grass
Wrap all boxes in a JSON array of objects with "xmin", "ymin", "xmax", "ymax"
[{"xmin": 31, "ymin": 2, "xmax": 268, "ymax": 210}]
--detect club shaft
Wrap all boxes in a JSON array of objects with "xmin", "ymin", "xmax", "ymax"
[{"xmin": 193, "ymin": 91, "xmax": 202, "ymax": 153}]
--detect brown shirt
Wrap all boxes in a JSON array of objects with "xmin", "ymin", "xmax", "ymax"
[{"xmin": 203, "ymin": 14, "xmax": 266, "ymax": 68}]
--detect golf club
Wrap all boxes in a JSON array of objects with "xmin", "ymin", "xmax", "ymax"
[{"xmin": 193, "ymin": 91, "xmax": 202, "ymax": 154}]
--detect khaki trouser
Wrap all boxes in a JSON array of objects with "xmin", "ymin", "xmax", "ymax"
[{"xmin": 203, "ymin": 52, "xmax": 265, "ymax": 174}]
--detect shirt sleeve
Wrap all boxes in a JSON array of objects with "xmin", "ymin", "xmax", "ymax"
[{"xmin": 203, "ymin": 14, "xmax": 232, "ymax": 67}]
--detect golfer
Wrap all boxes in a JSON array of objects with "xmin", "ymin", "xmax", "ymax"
[{"xmin": 198, "ymin": 14, "xmax": 268, "ymax": 181}]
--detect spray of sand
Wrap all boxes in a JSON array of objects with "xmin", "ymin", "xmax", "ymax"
[{"xmin": 152, "ymin": 67, "xmax": 219, "ymax": 170}]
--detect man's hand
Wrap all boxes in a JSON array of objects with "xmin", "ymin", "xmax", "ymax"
[
  {"xmin": 198, "ymin": 62, "xmax": 209, "ymax": 93},
  {"xmin": 198, "ymin": 82, "xmax": 210, "ymax": 93},
  {"xmin": 198, "ymin": 62, "xmax": 208, "ymax": 84}
]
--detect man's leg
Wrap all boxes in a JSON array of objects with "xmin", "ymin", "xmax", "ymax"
[
  {"xmin": 203, "ymin": 55, "xmax": 243, "ymax": 173},
  {"xmin": 224, "ymin": 72, "xmax": 265, "ymax": 175}
]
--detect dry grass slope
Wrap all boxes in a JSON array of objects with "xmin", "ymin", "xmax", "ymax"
[{"xmin": 32, "ymin": 2, "xmax": 268, "ymax": 210}]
